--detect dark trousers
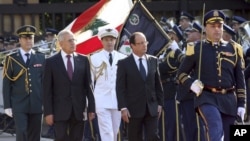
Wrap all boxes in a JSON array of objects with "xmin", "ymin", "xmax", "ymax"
[
  {"xmin": 54, "ymin": 112, "xmax": 84, "ymax": 141},
  {"xmin": 14, "ymin": 112, "xmax": 42, "ymax": 141},
  {"xmin": 180, "ymin": 99, "xmax": 205, "ymax": 141},
  {"xmin": 198, "ymin": 104, "xmax": 235, "ymax": 141},
  {"xmin": 160, "ymin": 99, "xmax": 177, "ymax": 141},
  {"xmin": 128, "ymin": 106, "xmax": 159, "ymax": 141}
]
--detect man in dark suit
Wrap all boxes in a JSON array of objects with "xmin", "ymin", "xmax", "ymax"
[
  {"xmin": 116, "ymin": 32, "xmax": 164, "ymax": 141},
  {"xmin": 2, "ymin": 25, "xmax": 45, "ymax": 141},
  {"xmin": 43, "ymin": 30, "xmax": 95, "ymax": 141}
]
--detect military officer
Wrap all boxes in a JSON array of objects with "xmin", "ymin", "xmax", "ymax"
[
  {"xmin": 89, "ymin": 27, "xmax": 127, "ymax": 141},
  {"xmin": 177, "ymin": 10, "xmax": 246, "ymax": 141},
  {"xmin": 2, "ymin": 25, "xmax": 45, "ymax": 141}
]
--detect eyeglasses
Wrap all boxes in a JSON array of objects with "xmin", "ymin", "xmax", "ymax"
[{"xmin": 135, "ymin": 41, "xmax": 148, "ymax": 46}]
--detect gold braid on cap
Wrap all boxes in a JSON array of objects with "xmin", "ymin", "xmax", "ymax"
[{"xmin": 3, "ymin": 55, "xmax": 29, "ymax": 93}]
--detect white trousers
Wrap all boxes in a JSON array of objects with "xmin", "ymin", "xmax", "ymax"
[{"xmin": 96, "ymin": 108, "xmax": 121, "ymax": 141}]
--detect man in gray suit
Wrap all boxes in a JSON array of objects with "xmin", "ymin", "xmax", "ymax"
[{"xmin": 116, "ymin": 32, "xmax": 164, "ymax": 141}]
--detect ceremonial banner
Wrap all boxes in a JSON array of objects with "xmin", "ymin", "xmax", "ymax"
[
  {"xmin": 116, "ymin": 0, "xmax": 171, "ymax": 55},
  {"xmin": 65, "ymin": 0, "xmax": 133, "ymax": 54}
]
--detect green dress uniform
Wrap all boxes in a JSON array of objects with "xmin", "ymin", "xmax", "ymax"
[{"xmin": 2, "ymin": 25, "xmax": 45, "ymax": 141}]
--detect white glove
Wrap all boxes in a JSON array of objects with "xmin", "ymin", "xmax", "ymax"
[
  {"xmin": 237, "ymin": 107, "xmax": 246, "ymax": 121},
  {"xmin": 190, "ymin": 80, "xmax": 204, "ymax": 97},
  {"xmin": 4, "ymin": 108, "xmax": 13, "ymax": 118},
  {"xmin": 169, "ymin": 40, "xmax": 179, "ymax": 51}
]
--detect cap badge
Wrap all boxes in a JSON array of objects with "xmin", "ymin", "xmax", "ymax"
[
  {"xmin": 106, "ymin": 28, "xmax": 112, "ymax": 32},
  {"xmin": 213, "ymin": 10, "xmax": 219, "ymax": 17},
  {"xmin": 26, "ymin": 27, "xmax": 31, "ymax": 32}
]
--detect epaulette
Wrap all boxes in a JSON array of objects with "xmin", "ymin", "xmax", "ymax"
[
  {"xmin": 230, "ymin": 40, "xmax": 244, "ymax": 59},
  {"xmin": 230, "ymin": 40, "xmax": 245, "ymax": 69},
  {"xmin": 6, "ymin": 50, "xmax": 18, "ymax": 57},
  {"xmin": 185, "ymin": 42, "xmax": 195, "ymax": 56},
  {"xmin": 35, "ymin": 50, "xmax": 44, "ymax": 54}
]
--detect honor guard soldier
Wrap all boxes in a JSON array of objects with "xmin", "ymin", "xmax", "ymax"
[
  {"xmin": 176, "ymin": 21, "xmax": 206, "ymax": 141},
  {"xmin": 177, "ymin": 10, "xmax": 246, "ymax": 141},
  {"xmin": 158, "ymin": 40, "xmax": 185, "ymax": 141},
  {"xmin": 223, "ymin": 24, "xmax": 236, "ymax": 42},
  {"xmin": 6, "ymin": 35, "xmax": 19, "ymax": 50},
  {"xmin": 40, "ymin": 27, "xmax": 59, "ymax": 56},
  {"xmin": 45, "ymin": 28, "xmax": 58, "ymax": 42},
  {"xmin": 2, "ymin": 25, "xmax": 45, "ymax": 141},
  {"xmin": 231, "ymin": 15, "xmax": 247, "ymax": 44},
  {"xmin": 179, "ymin": 11, "xmax": 194, "ymax": 42},
  {"xmin": 167, "ymin": 25, "xmax": 184, "ymax": 49}
]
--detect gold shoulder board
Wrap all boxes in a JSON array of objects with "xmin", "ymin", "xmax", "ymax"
[
  {"xmin": 186, "ymin": 42, "xmax": 195, "ymax": 56},
  {"xmin": 232, "ymin": 41, "xmax": 243, "ymax": 59}
]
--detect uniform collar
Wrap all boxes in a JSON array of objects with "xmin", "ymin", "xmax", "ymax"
[{"xmin": 205, "ymin": 38, "xmax": 225, "ymax": 46}]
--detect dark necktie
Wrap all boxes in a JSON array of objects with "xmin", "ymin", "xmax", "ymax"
[
  {"xmin": 139, "ymin": 58, "xmax": 146, "ymax": 80},
  {"xmin": 66, "ymin": 55, "xmax": 73, "ymax": 80},
  {"xmin": 109, "ymin": 53, "xmax": 113, "ymax": 65},
  {"xmin": 25, "ymin": 53, "xmax": 30, "ymax": 66}
]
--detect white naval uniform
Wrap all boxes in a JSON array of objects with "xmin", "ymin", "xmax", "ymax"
[{"xmin": 90, "ymin": 49, "xmax": 127, "ymax": 141}]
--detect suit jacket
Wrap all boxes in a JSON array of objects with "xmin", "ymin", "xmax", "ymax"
[
  {"xmin": 116, "ymin": 54, "xmax": 164, "ymax": 118},
  {"xmin": 2, "ymin": 49, "xmax": 45, "ymax": 113},
  {"xmin": 43, "ymin": 51, "xmax": 95, "ymax": 121}
]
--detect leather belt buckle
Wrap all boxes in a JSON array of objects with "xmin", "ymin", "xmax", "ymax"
[{"xmin": 211, "ymin": 88, "xmax": 226, "ymax": 94}]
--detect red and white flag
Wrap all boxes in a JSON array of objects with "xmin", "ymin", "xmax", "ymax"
[{"xmin": 65, "ymin": 0, "xmax": 133, "ymax": 55}]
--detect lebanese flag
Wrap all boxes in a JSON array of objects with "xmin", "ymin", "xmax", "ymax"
[{"xmin": 65, "ymin": 0, "xmax": 133, "ymax": 55}]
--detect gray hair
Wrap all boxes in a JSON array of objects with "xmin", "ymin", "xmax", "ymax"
[{"xmin": 57, "ymin": 30, "xmax": 75, "ymax": 42}]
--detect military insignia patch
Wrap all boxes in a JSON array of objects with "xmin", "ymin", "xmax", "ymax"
[{"xmin": 129, "ymin": 14, "xmax": 139, "ymax": 25}]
